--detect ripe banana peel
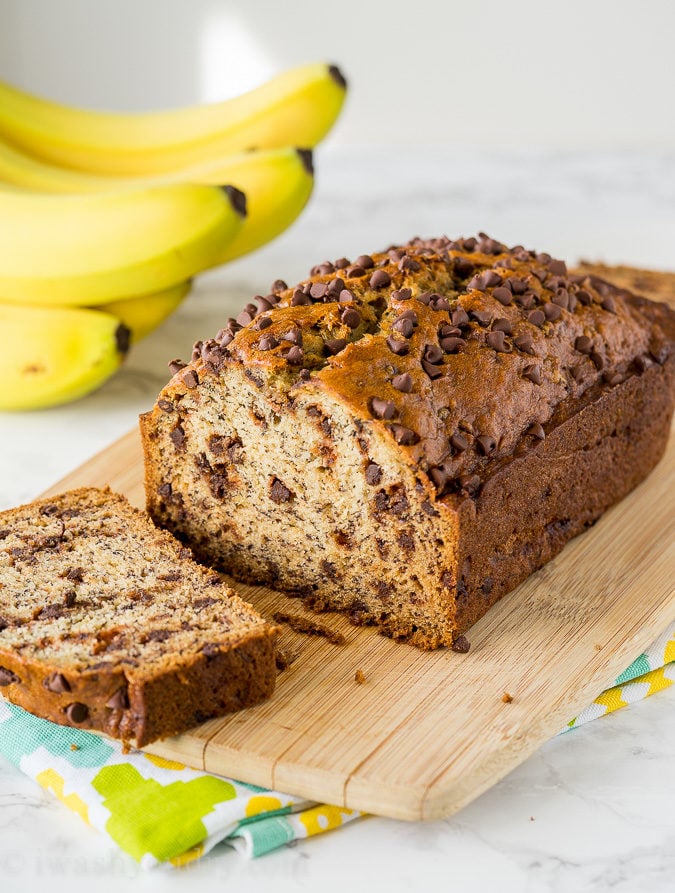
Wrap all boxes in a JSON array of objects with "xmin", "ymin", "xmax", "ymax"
[
  {"xmin": 99, "ymin": 280, "xmax": 191, "ymax": 343},
  {"xmin": 0, "ymin": 303, "xmax": 130, "ymax": 410},
  {"xmin": 0, "ymin": 182, "xmax": 245, "ymax": 306},
  {"xmin": 0, "ymin": 144, "xmax": 314, "ymax": 263},
  {"xmin": 0, "ymin": 63, "xmax": 346, "ymax": 175}
]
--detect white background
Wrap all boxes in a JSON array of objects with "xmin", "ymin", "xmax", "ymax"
[{"xmin": 1, "ymin": 0, "xmax": 675, "ymax": 148}]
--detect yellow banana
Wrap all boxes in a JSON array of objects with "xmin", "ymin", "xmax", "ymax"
[
  {"xmin": 0, "ymin": 182, "xmax": 245, "ymax": 306},
  {"xmin": 0, "ymin": 63, "xmax": 346, "ymax": 175},
  {"xmin": 0, "ymin": 144, "xmax": 313, "ymax": 263},
  {"xmin": 98, "ymin": 280, "xmax": 191, "ymax": 343},
  {"xmin": 0, "ymin": 303, "xmax": 130, "ymax": 410}
]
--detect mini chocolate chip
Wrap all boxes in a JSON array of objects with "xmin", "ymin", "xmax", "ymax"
[
  {"xmin": 440, "ymin": 336, "xmax": 465, "ymax": 354},
  {"xmin": 400, "ymin": 256, "xmax": 421, "ymax": 272},
  {"xmin": 527, "ymin": 309, "xmax": 546, "ymax": 327},
  {"xmin": 486, "ymin": 330, "xmax": 508, "ymax": 352},
  {"xmin": 469, "ymin": 270, "xmax": 502, "ymax": 291},
  {"xmin": 450, "ymin": 432, "xmax": 468, "ymax": 452},
  {"xmin": 256, "ymin": 316, "xmax": 273, "ymax": 331},
  {"xmin": 236, "ymin": 308, "xmax": 255, "ymax": 327},
  {"xmin": 257, "ymin": 334, "xmax": 278, "ymax": 351},
  {"xmin": 283, "ymin": 328, "xmax": 302, "ymax": 345},
  {"xmin": 514, "ymin": 334, "xmax": 534, "ymax": 354},
  {"xmin": 429, "ymin": 466, "xmax": 451, "ymax": 494},
  {"xmin": 182, "ymin": 370, "xmax": 199, "ymax": 389},
  {"xmin": 508, "ymin": 278, "xmax": 528, "ymax": 295},
  {"xmin": 470, "ymin": 310, "xmax": 492, "ymax": 327},
  {"xmin": 291, "ymin": 290, "xmax": 311, "ymax": 306},
  {"xmin": 339, "ymin": 289, "xmax": 356, "ymax": 303},
  {"xmin": 576, "ymin": 289, "xmax": 592, "ymax": 305},
  {"xmin": 547, "ymin": 259, "xmax": 567, "ymax": 276},
  {"xmin": 423, "ymin": 344, "xmax": 443, "ymax": 365},
  {"xmin": 168, "ymin": 359, "xmax": 186, "ymax": 375},
  {"xmin": 590, "ymin": 351, "xmax": 605, "ymax": 370},
  {"xmin": 44, "ymin": 672, "xmax": 71, "ymax": 693},
  {"xmin": 552, "ymin": 288, "xmax": 569, "ymax": 309},
  {"xmin": 393, "ymin": 318, "xmax": 414, "ymax": 337},
  {"xmin": 570, "ymin": 364, "xmax": 585, "ymax": 382},
  {"xmin": 346, "ymin": 265, "xmax": 366, "ymax": 279},
  {"xmin": 492, "ymin": 286, "xmax": 513, "ymax": 306},
  {"xmin": 476, "ymin": 434, "xmax": 497, "ymax": 456},
  {"xmin": 370, "ymin": 269, "xmax": 391, "ymax": 289},
  {"xmin": 326, "ymin": 277, "xmax": 345, "ymax": 297},
  {"xmin": 601, "ymin": 295, "xmax": 617, "ymax": 313},
  {"xmin": 575, "ymin": 335, "xmax": 593, "ymax": 354},
  {"xmin": 543, "ymin": 302, "xmax": 562, "ymax": 321},
  {"xmin": 355, "ymin": 254, "xmax": 374, "ymax": 269},
  {"xmin": 310, "ymin": 282, "xmax": 327, "ymax": 300},
  {"xmin": 0, "ymin": 667, "xmax": 19, "ymax": 686},
  {"xmin": 270, "ymin": 478, "xmax": 293, "ymax": 503},
  {"xmin": 106, "ymin": 689, "xmax": 129, "ymax": 710},
  {"xmin": 393, "ymin": 288, "xmax": 413, "ymax": 303},
  {"xmin": 515, "ymin": 292, "xmax": 537, "ymax": 310},
  {"xmin": 370, "ymin": 397, "xmax": 396, "ymax": 420},
  {"xmin": 326, "ymin": 338, "xmax": 348, "ymax": 356},
  {"xmin": 340, "ymin": 308, "xmax": 361, "ymax": 329},
  {"xmin": 254, "ymin": 295, "xmax": 274, "ymax": 313},
  {"xmin": 284, "ymin": 346, "xmax": 304, "ymax": 365},
  {"xmin": 158, "ymin": 399, "xmax": 174, "ymax": 413},
  {"xmin": 392, "ymin": 373, "xmax": 413, "ymax": 392},
  {"xmin": 334, "ymin": 257, "xmax": 349, "ymax": 269},
  {"xmin": 536, "ymin": 252, "xmax": 552, "ymax": 264},
  {"xmin": 158, "ymin": 482, "xmax": 172, "ymax": 498},
  {"xmin": 66, "ymin": 702, "xmax": 89, "ymax": 724},
  {"xmin": 452, "ymin": 308, "xmax": 470, "ymax": 327},
  {"xmin": 365, "ymin": 463, "xmax": 382, "ymax": 485},
  {"xmin": 170, "ymin": 425, "xmax": 186, "ymax": 450},
  {"xmin": 451, "ymin": 635, "xmax": 471, "ymax": 654},
  {"xmin": 386, "ymin": 336, "xmax": 410, "ymax": 356},
  {"xmin": 523, "ymin": 364, "xmax": 542, "ymax": 384},
  {"xmin": 388, "ymin": 424, "xmax": 419, "ymax": 445},
  {"xmin": 270, "ymin": 279, "xmax": 287, "ymax": 294},
  {"xmin": 527, "ymin": 422, "xmax": 546, "ymax": 440},
  {"xmin": 430, "ymin": 295, "xmax": 451, "ymax": 311},
  {"xmin": 421, "ymin": 359, "xmax": 443, "ymax": 379}
]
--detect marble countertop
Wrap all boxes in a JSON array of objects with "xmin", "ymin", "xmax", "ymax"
[{"xmin": 1, "ymin": 147, "xmax": 674, "ymax": 892}]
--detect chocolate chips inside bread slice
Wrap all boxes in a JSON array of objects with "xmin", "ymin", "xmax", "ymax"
[
  {"xmin": 0, "ymin": 487, "xmax": 277, "ymax": 745},
  {"xmin": 142, "ymin": 235, "xmax": 675, "ymax": 650}
]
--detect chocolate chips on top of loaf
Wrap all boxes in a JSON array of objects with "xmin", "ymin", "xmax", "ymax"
[{"xmin": 161, "ymin": 234, "xmax": 663, "ymax": 503}]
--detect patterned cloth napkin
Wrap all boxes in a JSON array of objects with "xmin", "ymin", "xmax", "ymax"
[{"xmin": 0, "ymin": 621, "xmax": 673, "ymax": 869}]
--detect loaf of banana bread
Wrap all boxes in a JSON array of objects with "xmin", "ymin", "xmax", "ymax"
[
  {"xmin": 0, "ymin": 487, "xmax": 277, "ymax": 744},
  {"xmin": 141, "ymin": 235, "xmax": 675, "ymax": 650}
]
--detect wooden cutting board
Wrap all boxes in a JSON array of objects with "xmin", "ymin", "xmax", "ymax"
[{"xmin": 42, "ymin": 420, "xmax": 675, "ymax": 821}]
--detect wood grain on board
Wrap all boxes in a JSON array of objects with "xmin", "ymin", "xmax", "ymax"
[{"xmin": 39, "ymin": 265, "xmax": 675, "ymax": 821}]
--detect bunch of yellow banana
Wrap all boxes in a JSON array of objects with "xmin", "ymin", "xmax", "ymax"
[{"xmin": 0, "ymin": 62, "xmax": 347, "ymax": 410}]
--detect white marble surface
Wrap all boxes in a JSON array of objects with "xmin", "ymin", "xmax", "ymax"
[{"xmin": 0, "ymin": 147, "xmax": 674, "ymax": 892}]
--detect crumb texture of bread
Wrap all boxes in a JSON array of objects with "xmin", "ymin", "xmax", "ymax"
[
  {"xmin": 0, "ymin": 487, "xmax": 277, "ymax": 745},
  {"xmin": 142, "ymin": 236, "xmax": 675, "ymax": 650}
]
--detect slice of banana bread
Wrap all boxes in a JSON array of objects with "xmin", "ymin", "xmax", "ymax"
[
  {"xmin": 141, "ymin": 235, "xmax": 675, "ymax": 650},
  {"xmin": 0, "ymin": 487, "xmax": 277, "ymax": 745}
]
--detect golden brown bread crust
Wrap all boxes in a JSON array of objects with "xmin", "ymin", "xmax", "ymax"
[
  {"xmin": 0, "ymin": 487, "xmax": 278, "ymax": 745},
  {"xmin": 142, "ymin": 237, "xmax": 675, "ymax": 649}
]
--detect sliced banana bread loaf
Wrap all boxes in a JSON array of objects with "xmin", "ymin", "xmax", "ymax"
[
  {"xmin": 0, "ymin": 487, "xmax": 277, "ymax": 745},
  {"xmin": 141, "ymin": 235, "xmax": 675, "ymax": 650}
]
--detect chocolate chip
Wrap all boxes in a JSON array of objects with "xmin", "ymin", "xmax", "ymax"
[
  {"xmin": 270, "ymin": 279, "xmax": 287, "ymax": 294},
  {"xmin": 601, "ymin": 295, "xmax": 617, "ymax": 313},
  {"xmin": 451, "ymin": 635, "xmax": 471, "ymax": 654},
  {"xmin": 576, "ymin": 289, "xmax": 592, "ymax": 306},
  {"xmin": 270, "ymin": 478, "xmax": 293, "ymax": 503},
  {"xmin": 284, "ymin": 346, "xmax": 304, "ymax": 365},
  {"xmin": 508, "ymin": 278, "xmax": 528, "ymax": 295},
  {"xmin": 0, "ymin": 667, "xmax": 19, "ymax": 686},
  {"xmin": 469, "ymin": 270, "xmax": 502, "ymax": 291},
  {"xmin": 514, "ymin": 334, "xmax": 534, "ymax": 354},
  {"xmin": 590, "ymin": 351, "xmax": 605, "ymax": 370},
  {"xmin": 334, "ymin": 257, "xmax": 350, "ymax": 269},
  {"xmin": 453, "ymin": 257, "xmax": 474, "ymax": 278},
  {"xmin": 429, "ymin": 295, "xmax": 451, "ymax": 311},
  {"xmin": 551, "ymin": 289, "xmax": 569, "ymax": 310},
  {"xmin": 346, "ymin": 265, "xmax": 366, "ymax": 279},
  {"xmin": 326, "ymin": 338, "xmax": 348, "ymax": 356},
  {"xmin": 170, "ymin": 425, "xmax": 186, "ymax": 450},
  {"xmin": 392, "ymin": 373, "xmax": 413, "ymax": 392},
  {"xmin": 255, "ymin": 316, "xmax": 273, "ymax": 331},
  {"xmin": 421, "ymin": 359, "xmax": 443, "ymax": 379},
  {"xmin": 106, "ymin": 689, "xmax": 129, "ymax": 710},
  {"xmin": 388, "ymin": 424, "xmax": 419, "ymax": 445},
  {"xmin": 393, "ymin": 318, "xmax": 414, "ymax": 338},
  {"xmin": 452, "ymin": 308, "xmax": 470, "ymax": 327},
  {"xmin": 604, "ymin": 371, "xmax": 625, "ymax": 386},
  {"xmin": 492, "ymin": 286, "xmax": 513, "ymax": 306},
  {"xmin": 158, "ymin": 399, "xmax": 174, "ymax": 413},
  {"xmin": 291, "ymin": 290, "xmax": 311, "ymax": 306},
  {"xmin": 340, "ymin": 308, "xmax": 361, "ymax": 329},
  {"xmin": 476, "ymin": 434, "xmax": 497, "ymax": 456},
  {"xmin": 570, "ymin": 365, "xmax": 585, "ymax": 382},
  {"xmin": 543, "ymin": 302, "xmax": 562, "ymax": 322},
  {"xmin": 527, "ymin": 422, "xmax": 546, "ymax": 440},
  {"xmin": 486, "ymin": 331, "xmax": 508, "ymax": 352},
  {"xmin": 168, "ymin": 359, "xmax": 186, "ymax": 375},
  {"xmin": 365, "ymin": 463, "xmax": 382, "ymax": 485},
  {"xmin": 337, "ymin": 289, "xmax": 355, "ymax": 304},
  {"xmin": 527, "ymin": 309, "xmax": 546, "ymax": 327},
  {"xmin": 236, "ymin": 308, "xmax": 255, "ymax": 327},
  {"xmin": 536, "ymin": 252, "xmax": 552, "ymax": 265},
  {"xmin": 65, "ymin": 702, "xmax": 89, "ymax": 724},
  {"xmin": 370, "ymin": 397, "xmax": 396, "ymax": 420},
  {"xmin": 423, "ymin": 344, "xmax": 443, "ymax": 365},
  {"xmin": 522, "ymin": 364, "xmax": 542, "ymax": 384},
  {"xmin": 257, "ymin": 334, "xmax": 278, "ymax": 351},
  {"xmin": 158, "ymin": 482, "xmax": 172, "ymax": 497},
  {"xmin": 450, "ymin": 432, "xmax": 468, "ymax": 452},
  {"xmin": 355, "ymin": 254, "xmax": 374, "ymax": 269},
  {"xmin": 429, "ymin": 466, "xmax": 451, "ymax": 494},
  {"xmin": 392, "ymin": 288, "xmax": 413, "ymax": 303},
  {"xmin": 470, "ymin": 310, "xmax": 492, "ymax": 327},
  {"xmin": 400, "ymin": 256, "xmax": 422, "ymax": 272},
  {"xmin": 191, "ymin": 340, "xmax": 203, "ymax": 362},
  {"xmin": 66, "ymin": 567, "xmax": 84, "ymax": 582},
  {"xmin": 44, "ymin": 672, "xmax": 71, "ymax": 693},
  {"xmin": 515, "ymin": 292, "xmax": 537, "ymax": 310},
  {"xmin": 547, "ymin": 259, "xmax": 567, "ymax": 276},
  {"xmin": 310, "ymin": 282, "xmax": 327, "ymax": 300},
  {"xmin": 386, "ymin": 336, "xmax": 410, "ymax": 356},
  {"xmin": 575, "ymin": 335, "xmax": 593, "ymax": 354},
  {"xmin": 440, "ymin": 336, "xmax": 465, "ymax": 354},
  {"xmin": 370, "ymin": 270, "xmax": 391, "ymax": 289},
  {"xmin": 182, "ymin": 370, "xmax": 199, "ymax": 389}
]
